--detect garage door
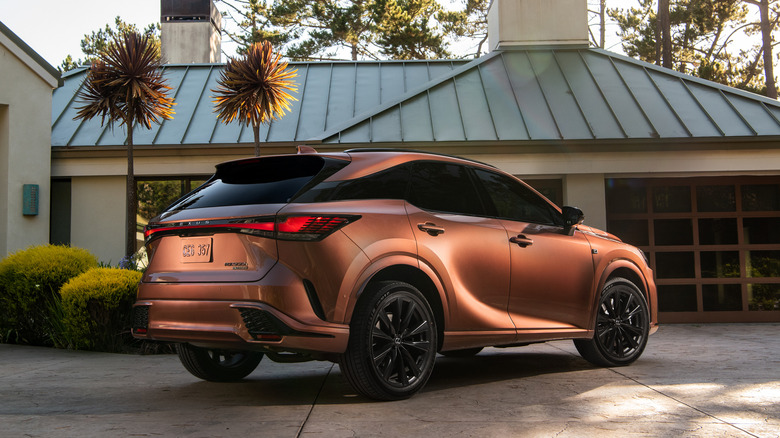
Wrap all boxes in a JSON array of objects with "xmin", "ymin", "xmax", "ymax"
[{"xmin": 606, "ymin": 176, "xmax": 780, "ymax": 323}]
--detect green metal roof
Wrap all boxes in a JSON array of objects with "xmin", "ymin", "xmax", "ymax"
[
  {"xmin": 51, "ymin": 48, "xmax": 780, "ymax": 148},
  {"xmin": 317, "ymin": 48, "xmax": 780, "ymax": 144},
  {"xmin": 51, "ymin": 60, "xmax": 469, "ymax": 147}
]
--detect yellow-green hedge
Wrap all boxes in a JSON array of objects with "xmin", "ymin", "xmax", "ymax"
[
  {"xmin": 0, "ymin": 245, "xmax": 98, "ymax": 345},
  {"xmin": 60, "ymin": 268, "xmax": 143, "ymax": 351}
]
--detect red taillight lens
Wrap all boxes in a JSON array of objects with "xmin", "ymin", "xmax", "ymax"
[
  {"xmin": 276, "ymin": 215, "xmax": 358, "ymax": 241},
  {"xmin": 143, "ymin": 215, "xmax": 358, "ymax": 242}
]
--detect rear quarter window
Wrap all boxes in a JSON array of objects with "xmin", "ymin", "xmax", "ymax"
[{"xmin": 294, "ymin": 164, "xmax": 411, "ymax": 203}]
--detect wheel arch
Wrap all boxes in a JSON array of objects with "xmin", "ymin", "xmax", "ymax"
[
  {"xmin": 589, "ymin": 257, "xmax": 654, "ymax": 330},
  {"xmin": 606, "ymin": 266, "xmax": 648, "ymax": 299},
  {"xmin": 350, "ymin": 264, "xmax": 446, "ymax": 351}
]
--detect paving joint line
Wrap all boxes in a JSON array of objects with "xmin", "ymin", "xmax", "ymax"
[
  {"xmin": 607, "ymin": 367, "xmax": 760, "ymax": 438},
  {"xmin": 547, "ymin": 343, "xmax": 760, "ymax": 438},
  {"xmin": 296, "ymin": 362, "xmax": 334, "ymax": 438}
]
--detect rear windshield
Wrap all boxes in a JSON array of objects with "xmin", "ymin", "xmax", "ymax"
[{"xmin": 165, "ymin": 156, "xmax": 346, "ymax": 212}]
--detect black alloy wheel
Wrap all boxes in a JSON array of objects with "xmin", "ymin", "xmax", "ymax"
[
  {"xmin": 574, "ymin": 277, "xmax": 650, "ymax": 367},
  {"xmin": 177, "ymin": 343, "xmax": 263, "ymax": 382},
  {"xmin": 340, "ymin": 281, "xmax": 438, "ymax": 400}
]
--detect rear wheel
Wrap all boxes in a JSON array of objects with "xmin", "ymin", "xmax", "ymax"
[
  {"xmin": 339, "ymin": 281, "xmax": 438, "ymax": 401},
  {"xmin": 176, "ymin": 344, "xmax": 263, "ymax": 382},
  {"xmin": 574, "ymin": 277, "xmax": 650, "ymax": 367}
]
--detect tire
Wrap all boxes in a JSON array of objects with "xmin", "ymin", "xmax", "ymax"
[
  {"xmin": 339, "ymin": 281, "xmax": 438, "ymax": 401},
  {"xmin": 440, "ymin": 347, "xmax": 483, "ymax": 358},
  {"xmin": 176, "ymin": 343, "xmax": 263, "ymax": 382},
  {"xmin": 574, "ymin": 277, "xmax": 650, "ymax": 367}
]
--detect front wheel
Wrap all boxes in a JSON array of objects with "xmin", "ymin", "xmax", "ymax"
[
  {"xmin": 574, "ymin": 277, "xmax": 650, "ymax": 367},
  {"xmin": 177, "ymin": 344, "xmax": 263, "ymax": 382},
  {"xmin": 339, "ymin": 281, "xmax": 438, "ymax": 401}
]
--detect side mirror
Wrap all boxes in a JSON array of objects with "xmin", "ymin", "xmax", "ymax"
[{"xmin": 562, "ymin": 206, "xmax": 584, "ymax": 235}]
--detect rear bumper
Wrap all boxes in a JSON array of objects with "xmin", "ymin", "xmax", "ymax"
[
  {"xmin": 131, "ymin": 262, "xmax": 349, "ymax": 354},
  {"xmin": 132, "ymin": 299, "xmax": 349, "ymax": 353}
]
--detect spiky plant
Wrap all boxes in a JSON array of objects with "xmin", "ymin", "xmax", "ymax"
[
  {"xmin": 213, "ymin": 41, "xmax": 298, "ymax": 156},
  {"xmin": 74, "ymin": 32, "xmax": 175, "ymax": 258}
]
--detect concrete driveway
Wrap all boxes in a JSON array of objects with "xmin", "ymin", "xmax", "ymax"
[{"xmin": 1, "ymin": 324, "xmax": 778, "ymax": 437}]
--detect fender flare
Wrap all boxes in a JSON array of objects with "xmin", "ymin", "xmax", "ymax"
[{"xmin": 337, "ymin": 255, "xmax": 449, "ymax": 329}]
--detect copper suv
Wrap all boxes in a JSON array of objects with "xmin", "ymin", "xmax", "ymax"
[{"xmin": 133, "ymin": 149, "xmax": 657, "ymax": 400}]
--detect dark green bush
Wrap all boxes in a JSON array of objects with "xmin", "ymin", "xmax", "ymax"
[
  {"xmin": 0, "ymin": 245, "xmax": 98, "ymax": 346},
  {"xmin": 60, "ymin": 268, "xmax": 143, "ymax": 352}
]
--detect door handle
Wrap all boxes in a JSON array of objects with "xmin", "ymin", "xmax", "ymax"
[
  {"xmin": 417, "ymin": 222, "xmax": 445, "ymax": 236},
  {"xmin": 509, "ymin": 235, "xmax": 533, "ymax": 247}
]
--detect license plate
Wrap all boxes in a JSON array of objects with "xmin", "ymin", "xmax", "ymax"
[{"xmin": 181, "ymin": 237, "xmax": 212, "ymax": 263}]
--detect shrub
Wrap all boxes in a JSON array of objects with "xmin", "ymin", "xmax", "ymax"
[
  {"xmin": 0, "ymin": 245, "xmax": 98, "ymax": 346},
  {"xmin": 60, "ymin": 268, "xmax": 143, "ymax": 352}
]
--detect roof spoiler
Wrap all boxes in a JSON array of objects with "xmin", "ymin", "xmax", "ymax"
[{"xmin": 297, "ymin": 145, "xmax": 318, "ymax": 154}]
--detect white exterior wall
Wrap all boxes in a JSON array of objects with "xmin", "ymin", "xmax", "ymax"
[
  {"xmin": 563, "ymin": 174, "xmax": 607, "ymax": 230},
  {"xmin": 49, "ymin": 145, "xmax": 780, "ymax": 259},
  {"xmin": 0, "ymin": 34, "xmax": 58, "ymax": 257},
  {"xmin": 69, "ymin": 176, "xmax": 125, "ymax": 264}
]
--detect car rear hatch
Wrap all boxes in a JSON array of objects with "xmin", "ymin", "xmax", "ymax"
[{"xmin": 142, "ymin": 154, "xmax": 349, "ymax": 283}]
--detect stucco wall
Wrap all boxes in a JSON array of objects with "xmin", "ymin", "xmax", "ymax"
[
  {"xmin": 0, "ymin": 42, "xmax": 54, "ymax": 256},
  {"xmin": 69, "ymin": 176, "xmax": 125, "ymax": 264},
  {"xmin": 50, "ymin": 146, "xmax": 780, "ymax": 260}
]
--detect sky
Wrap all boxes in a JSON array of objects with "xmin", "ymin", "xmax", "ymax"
[{"xmin": 0, "ymin": 0, "xmax": 637, "ymax": 69}]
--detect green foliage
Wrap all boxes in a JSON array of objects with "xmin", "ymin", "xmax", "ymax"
[
  {"xmin": 60, "ymin": 268, "xmax": 143, "ymax": 351},
  {"xmin": 375, "ymin": 0, "xmax": 450, "ymax": 60},
  {"xmin": 221, "ymin": 0, "xmax": 486, "ymax": 60},
  {"xmin": 438, "ymin": 0, "xmax": 489, "ymax": 58},
  {"xmin": 0, "ymin": 245, "xmax": 98, "ymax": 346},
  {"xmin": 59, "ymin": 17, "xmax": 161, "ymax": 73},
  {"xmin": 608, "ymin": 0, "xmax": 775, "ymax": 94},
  {"xmin": 222, "ymin": 0, "xmax": 292, "ymax": 53},
  {"xmin": 137, "ymin": 180, "xmax": 184, "ymax": 223}
]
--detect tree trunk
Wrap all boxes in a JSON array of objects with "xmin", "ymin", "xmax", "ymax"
[
  {"xmin": 253, "ymin": 123, "xmax": 261, "ymax": 156},
  {"xmin": 600, "ymin": 0, "xmax": 606, "ymax": 48},
  {"xmin": 352, "ymin": 43, "xmax": 358, "ymax": 61},
  {"xmin": 659, "ymin": 0, "xmax": 672, "ymax": 68},
  {"xmin": 125, "ymin": 117, "xmax": 137, "ymax": 258},
  {"xmin": 759, "ymin": 0, "xmax": 777, "ymax": 98}
]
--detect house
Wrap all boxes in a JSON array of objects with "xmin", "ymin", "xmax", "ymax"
[
  {"xmin": 49, "ymin": 0, "xmax": 780, "ymax": 323},
  {"xmin": 0, "ymin": 21, "xmax": 61, "ymax": 257}
]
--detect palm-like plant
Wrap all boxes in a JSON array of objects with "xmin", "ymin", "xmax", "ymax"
[
  {"xmin": 74, "ymin": 32, "xmax": 175, "ymax": 258},
  {"xmin": 213, "ymin": 41, "xmax": 298, "ymax": 156}
]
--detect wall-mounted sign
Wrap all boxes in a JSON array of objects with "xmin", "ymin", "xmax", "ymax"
[{"xmin": 23, "ymin": 184, "xmax": 39, "ymax": 216}]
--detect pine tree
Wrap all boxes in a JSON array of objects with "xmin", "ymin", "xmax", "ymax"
[
  {"xmin": 59, "ymin": 17, "xmax": 160, "ymax": 72},
  {"xmin": 220, "ymin": 0, "xmax": 489, "ymax": 60},
  {"xmin": 439, "ymin": 0, "xmax": 490, "ymax": 58},
  {"xmin": 609, "ymin": 0, "xmax": 774, "ymax": 94}
]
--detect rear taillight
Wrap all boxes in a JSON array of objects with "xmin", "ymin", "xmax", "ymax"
[
  {"xmin": 144, "ymin": 215, "xmax": 359, "ymax": 242},
  {"xmin": 276, "ymin": 216, "xmax": 356, "ymax": 241}
]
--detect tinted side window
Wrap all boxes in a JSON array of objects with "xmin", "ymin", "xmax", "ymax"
[
  {"xmin": 475, "ymin": 169, "xmax": 561, "ymax": 225},
  {"xmin": 295, "ymin": 164, "xmax": 411, "ymax": 203},
  {"xmin": 409, "ymin": 162, "xmax": 485, "ymax": 216}
]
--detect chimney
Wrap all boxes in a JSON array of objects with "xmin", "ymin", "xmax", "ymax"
[
  {"xmin": 160, "ymin": 0, "xmax": 222, "ymax": 64},
  {"xmin": 487, "ymin": 0, "xmax": 588, "ymax": 51}
]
